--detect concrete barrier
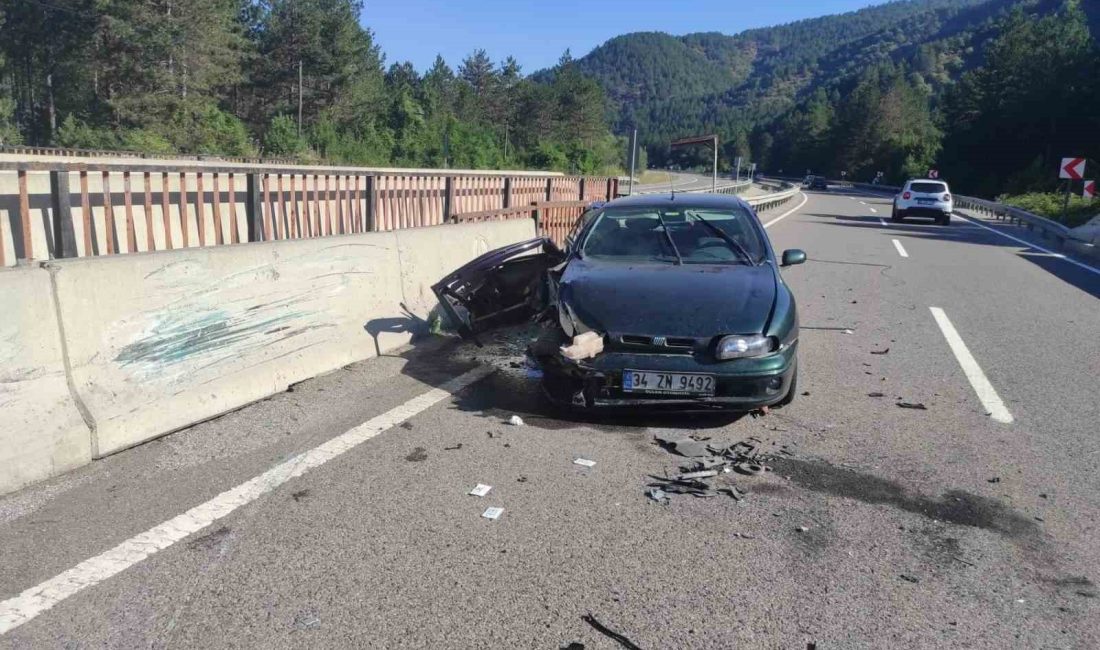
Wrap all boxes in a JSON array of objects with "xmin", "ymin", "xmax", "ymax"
[
  {"xmin": 0, "ymin": 217, "xmax": 536, "ymax": 494},
  {"xmin": 0, "ymin": 268, "xmax": 92, "ymax": 495}
]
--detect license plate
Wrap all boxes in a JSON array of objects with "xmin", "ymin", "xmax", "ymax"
[
  {"xmin": 917, "ymin": 198, "xmax": 935, "ymax": 204},
  {"xmin": 623, "ymin": 370, "xmax": 716, "ymax": 396}
]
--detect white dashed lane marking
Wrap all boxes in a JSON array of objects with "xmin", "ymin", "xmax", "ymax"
[
  {"xmin": 892, "ymin": 239, "xmax": 909, "ymax": 258},
  {"xmin": 929, "ymin": 307, "xmax": 1014, "ymax": 424}
]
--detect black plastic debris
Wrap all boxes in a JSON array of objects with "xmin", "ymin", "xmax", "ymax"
[
  {"xmin": 896, "ymin": 402, "xmax": 927, "ymax": 410},
  {"xmin": 987, "ymin": 477, "xmax": 1001, "ymax": 483},
  {"xmin": 443, "ymin": 443, "xmax": 463, "ymax": 451},
  {"xmin": 871, "ymin": 348, "xmax": 890, "ymax": 355},
  {"xmin": 900, "ymin": 574, "xmax": 920, "ymax": 583},
  {"xmin": 868, "ymin": 392, "xmax": 885, "ymax": 398},
  {"xmin": 582, "ymin": 614, "xmax": 643, "ymax": 650}
]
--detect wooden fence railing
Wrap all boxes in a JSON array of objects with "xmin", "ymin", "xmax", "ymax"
[{"xmin": 0, "ymin": 160, "xmax": 617, "ymax": 266}]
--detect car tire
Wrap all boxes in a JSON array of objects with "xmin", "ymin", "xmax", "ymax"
[
  {"xmin": 775, "ymin": 360, "xmax": 798, "ymax": 408},
  {"xmin": 938, "ymin": 213, "xmax": 951, "ymax": 226},
  {"xmin": 891, "ymin": 206, "xmax": 904, "ymax": 222}
]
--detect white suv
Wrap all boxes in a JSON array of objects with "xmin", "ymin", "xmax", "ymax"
[{"xmin": 892, "ymin": 179, "xmax": 953, "ymax": 225}]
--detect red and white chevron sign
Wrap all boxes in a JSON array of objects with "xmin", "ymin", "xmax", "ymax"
[
  {"xmin": 1060, "ymin": 157, "xmax": 1086, "ymax": 180},
  {"xmin": 1085, "ymin": 180, "xmax": 1096, "ymax": 199}
]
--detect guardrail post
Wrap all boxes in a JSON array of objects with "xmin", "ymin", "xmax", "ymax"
[
  {"xmin": 530, "ymin": 201, "xmax": 541, "ymax": 233},
  {"xmin": 443, "ymin": 176, "xmax": 455, "ymax": 222},
  {"xmin": 503, "ymin": 177, "xmax": 512, "ymax": 209},
  {"xmin": 365, "ymin": 175, "xmax": 377, "ymax": 231},
  {"xmin": 578, "ymin": 178, "xmax": 586, "ymax": 203},
  {"xmin": 50, "ymin": 170, "xmax": 77, "ymax": 258},
  {"xmin": 246, "ymin": 173, "xmax": 264, "ymax": 242},
  {"xmin": 545, "ymin": 178, "xmax": 553, "ymax": 201}
]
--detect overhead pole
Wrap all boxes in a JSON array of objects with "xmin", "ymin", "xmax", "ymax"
[
  {"xmin": 628, "ymin": 128, "xmax": 638, "ymax": 196},
  {"xmin": 670, "ymin": 134, "xmax": 719, "ymax": 193}
]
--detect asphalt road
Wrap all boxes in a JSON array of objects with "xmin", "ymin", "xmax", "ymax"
[
  {"xmin": 628, "ymin": 171, "xmax": 754, "ymax": 195},
  {"xmin": 2, "ymin": 186, "xmax": 1098, "ymax": 648}
]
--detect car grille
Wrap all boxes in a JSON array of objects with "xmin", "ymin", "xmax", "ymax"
[{"xmin": 619, "ymin": 334, "xmax": 697, "ymax": 350}]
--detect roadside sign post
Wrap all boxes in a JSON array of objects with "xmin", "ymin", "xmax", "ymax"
[
  {"xmin": 734, "ymin": 156, "xmax": 742, "ymax": 183},
  {"xmin": 928, "ymin": 169, "xmax": 939, "ymax": 179},
  {"xmin": 628, "ymin": 128, "xmax": 637, "ymax": 196},
  {"xmin": 1085, "ymin": 180, "xmax": 1096, "ymax": 200},
  {"xmin": 1060, "ymin": 157, "xmax": 1087, "ymax": 221}
]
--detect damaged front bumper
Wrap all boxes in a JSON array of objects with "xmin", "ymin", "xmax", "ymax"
[{"xmin": 535, "ymin": 342, "xmax": 798, "ymax": 411}]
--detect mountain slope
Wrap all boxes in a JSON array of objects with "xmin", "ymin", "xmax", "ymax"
[{"xmin": 568, "ymin": 0, "xmax": 1064, "ymax": 163}]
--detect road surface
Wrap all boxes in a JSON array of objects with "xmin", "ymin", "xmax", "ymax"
[{"xmin": 2, "ymin": 186, "xmax": 1098, "ymax": 648}]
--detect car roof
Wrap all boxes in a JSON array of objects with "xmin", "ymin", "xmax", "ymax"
[
  {"xmin": 603, "ymin": 192, "xmax": 754, "ymax": 211},
  {"xmin": 906, "ymin": 178, "xmax": 949, "ymax": 186}
]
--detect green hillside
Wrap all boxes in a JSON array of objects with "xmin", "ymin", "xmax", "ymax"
[{"xmin": 568, "ymin": 0, "xmax": 1100, "ymax": 196}]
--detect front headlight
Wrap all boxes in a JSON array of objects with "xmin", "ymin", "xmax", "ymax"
[{"xmin": 716, "ymin": 334, "xmax": 777, "ymax": 360}]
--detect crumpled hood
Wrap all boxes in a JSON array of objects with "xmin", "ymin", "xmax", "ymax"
[{"xmin": 559, "ymin": 258, "xmax": 777, "ymax": 338}]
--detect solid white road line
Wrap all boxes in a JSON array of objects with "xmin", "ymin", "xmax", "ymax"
[
  {"xmin": 0, "ymin": 365, "xmax": 495, "ymax": 636},
  {"xmin": 892, "ymin": 239, "xmax": 909, "ymax": 258},
  {"xmin": 763, "ymin": 192, "xmax": 809, "ymax": 229},
  {"xmin": 953, "ymin": 213, "xmax": 1100, "ymax": 277},
  {"xmin": 929, "ymin": 307, "xmax": 1014, "ymax": 424}
]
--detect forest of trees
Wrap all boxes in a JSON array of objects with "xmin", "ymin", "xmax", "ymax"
[
  {"xmin": 0, "ymin": 0, "xmax": 624, "ymax": 174},
  {"xmin": 573, "ymin": 0, "xmax": 1100, "ymax": 199}
]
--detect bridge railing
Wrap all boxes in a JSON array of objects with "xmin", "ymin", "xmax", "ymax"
[{"xmin": 0, "ymin": 160, "xmax": 617, "ymax": 267}]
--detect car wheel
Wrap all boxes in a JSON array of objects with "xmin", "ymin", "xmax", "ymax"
[
  {"xmin": 891, "ymin": 206, "xmax": 904, "ymax": 222},
  {"xmin": 775, "ymin": 360, "xmax": 798, "ymax": 408},
  {"xmin": 938, "ymin": 213, "xmax": 951, "ymax": 226}
]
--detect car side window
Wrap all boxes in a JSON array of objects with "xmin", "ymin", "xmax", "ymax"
[{"xmin": 566, "ymin": 208, "xmax": 600, "ymax": 250}]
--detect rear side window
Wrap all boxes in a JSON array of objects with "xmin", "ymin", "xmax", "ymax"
[{"xmin": 910, "ymin": 182, "xmax": 947, "ymax": 193}]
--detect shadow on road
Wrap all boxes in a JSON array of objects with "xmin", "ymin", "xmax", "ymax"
[{"xmin": 806, "ymin": 209, "xmax": 1100, "ymax": 300}]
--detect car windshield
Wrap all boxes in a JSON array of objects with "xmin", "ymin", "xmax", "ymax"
[
  {"xmin": 581, "ymin": 205, "xmax": 765, "ymax": 264},
  {"xmin": 910, "ymin": 182, "xmax": 947, "ymax": 193}
]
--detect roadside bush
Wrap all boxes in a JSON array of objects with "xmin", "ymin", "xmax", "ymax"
[{"xmin": 998, "ymin": 192, "xmax": 1098, "ymax": 229}]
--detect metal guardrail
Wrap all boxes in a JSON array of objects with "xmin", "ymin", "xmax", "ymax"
[{"xmin": 630, "ymin": 178, "xmax": 754, "ymax": 197}]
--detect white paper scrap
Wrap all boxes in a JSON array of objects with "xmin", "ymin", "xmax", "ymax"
[
  {"xmin": 482, "ymin": 507, "xmax": 504, "ymax": 520},
  {"xmin": 573, "ymin": 458, "xmax": 597, "ymax": 468},
  {"xmin": 469, "ymin": 484, "xmax": 492, "ymax": 497}
]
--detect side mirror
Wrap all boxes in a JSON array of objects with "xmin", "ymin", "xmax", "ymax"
[{"xmin": 781, "ymin": 249, "xmax": 806, "ymax": 267}]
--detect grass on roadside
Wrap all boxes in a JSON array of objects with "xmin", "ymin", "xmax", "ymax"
[{"xmin": 998, "ymin": 192, "xmax": 1098, "ymax": 228}]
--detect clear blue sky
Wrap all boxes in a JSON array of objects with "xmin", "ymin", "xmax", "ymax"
[{"xmin": 364, "ymin": 0, "xmax": 886, "ymax": 73}]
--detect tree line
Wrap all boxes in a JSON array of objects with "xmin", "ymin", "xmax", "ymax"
[
  {"xmin": 0, "ymin": 0, "xmax": 624, "ymax": 174},
  {"xmin": 736, "ymin": 1, "xmax": 1100, "ymax": 200}
]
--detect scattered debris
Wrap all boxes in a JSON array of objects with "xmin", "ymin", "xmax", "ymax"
[
  {"xmin": 517, "ymin": 476, "xmax": 528, "ymax": 483},
  {"xmin": 469, "ymin": 484, "xmax": 492, "ymax": 497},
  {"xmin": 443, "ymin": 443, "xmax": 463, "ymax": 451},
  {"xmin": 952, "ymin": 556, "xmax": 977, "ymax": 567},
  {"xmin": 796, "ymin": 525, "xmax": 809, "ymax": 533},
  {"xmin": 900, "ymin": 574, "xmax": 921, "ymax": 584},
  {"xmin": 291, "ymin": 489, "xmax": 310, "ymax": 502},
  {"xmin": 647, "ymin": 488, "xmax": 669, "ymax": 504},
  {"xmin": 560, "ymin": 331, "xmax": 605, "ymax": 361},
  {"xmin": 1039, "ymin": 493, "xmax": 1048, "ymax": 499},
  {"xmin": 582, "ymin": 614, "xmax": 643, "ymax": 650},
  {"xmin": 843, "ymin": 329, "xmax": 854, "ymax": 335},
  {"xmin": 399, "ymin": 421, "xmax": 414, "ymax": 430},
  {"xmin": 896, "ymin": 402, "xmax": 927, "ymax": 410},
  {"xmin": 867, "ymin": 392, "xmax": 885, "ymax": 398},
  {"xmin": 654, "ymin": 434, "xmax": 711, "ymax": 458},
  {"xmin": 481, "ymin": 507, "xmax": 504, "ymax": 521},
  {"xmin": 871, "ymin": 348, "xmax": 890, "ymax": 355},
  {"xmin": 574, "ymin": 458, "xmax": 597, "ymax": 468},
  {"xmin": 508, "ymin": 415, "xmax": 525, "ymax": 426},
  {"xmin": 987, "ymin": 477, "xmax": 1001, "ymax": 484},
  {"xmin": 487, "ymin": 430, "xmax": 501, "ymax": 439},
  {"xmin": 561, "ymin": 643, "xmax": 586, "ymax": 650},
  {"xmin": 733, "ymin": 462, "xmax": 764, "ymax": 476},
  {"xmin": 675, "ymin": 469, "xmax": 719, "ymax": 480},
  {"xmin": 801, "ymin": 391, "xmax": 811, "ymax": 396},
  {"xmin": 405, "ymin": 447, "xmax": 428, "ymax": 462}
]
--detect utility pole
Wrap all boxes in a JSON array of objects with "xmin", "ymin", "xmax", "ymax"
[
  {"xmin": 712, "ymin": 141, "xmax": 718, "ymax": 193},
  {"xmin": 628, "ymin": 128, "xmax": 638, "ymax": 196},
  {"xmin": 297, "ymin": 59, "xmax": 303, "ymax": 138}
]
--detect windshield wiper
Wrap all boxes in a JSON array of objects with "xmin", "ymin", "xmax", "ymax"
[
  {"xmin": 686, "ymin": 211, "xmax": 756, "ymax": 264},
  {"xmin": 655, "ymin": 212, "xmax": 683, "ymax": 265}
]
